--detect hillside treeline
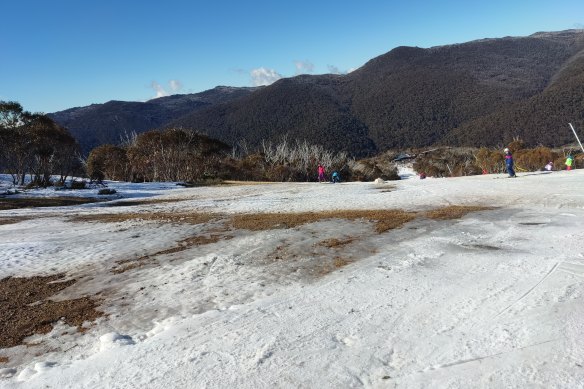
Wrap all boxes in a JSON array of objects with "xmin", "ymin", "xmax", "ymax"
[
  {"xmin": 86, "ymin": 128, "xmax": 387, "ymax": 183},
  {"xmin": 0, "ymin": 101, "xmax": 80, "ymax": 187}
]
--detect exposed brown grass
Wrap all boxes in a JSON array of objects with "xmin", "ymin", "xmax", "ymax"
[
  {"xmin": 231, "ymin": 210, "xmax": 416, "ymax": 233},
  {"xmin": 0, "ymin": 356, "xmax": 8, "ymax": 363},
  {"xmin": 111, "ymin": 259, "xmax": 155, "ymax": 274},
  {"xmin": 104, "ymin": 198, "xmax": 184, "ymax": 207},
  {"xmin": 72, "ymin": 212, "xmax": 218, "ymax": 225},
  {"xmin": 333, "ymin": 257, "xmax": 351, "ymax": 268},
  {"xmin": 0, "ymin": 274, "xmax": 103, "ymax": 348},
  {"xmin": 112, "ymin": 232, "xmax": 232, "ymax": 273},
  {"xmin": 0, "ymin": 217, "xmax": 33, "ymax": 225},
  {"xmin": 318, "ymin": 256, "xmax": 353, "ymax": 276},
  {"xmin": 0, "ymin": 196, "xmax": 102, "ymax": 210},
  {"xmin": 424, "ymin": 205, "xmax": 494, "ymax": 220},
  {"xmin": 317, "ymin": 237, "xmax": 355, "ymax": 248}
]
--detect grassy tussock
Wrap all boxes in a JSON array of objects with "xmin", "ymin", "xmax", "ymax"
[
  {"xmin": 424, "ymin": 205, "xmax": 493, "ymax": 220},
  {"xmin": 317, "ymin": 237, "xmax": 355, "ymax": 248},
  {"xmin": 72, "ymin": 212, "xmax": 217, "ymax": 225},
  {"xmin": 231, "ymin": 210, "xmax": 417, "ymax": 233},
  {"xmin": 0, "ymin": 275, "xmax": 103, "ymax": 348},
  {"xmin": 0, "ymin": 197, "xmax": 102, "ymax": 210},
  {"xmin": 0, "ymin": 217, "xmax": 33, "ymax": 225}
]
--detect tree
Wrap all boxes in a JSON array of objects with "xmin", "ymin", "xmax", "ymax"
[
  {"xmin": 0, "ymin": 101, "xmax": 80, "ymax": 186},
  {"xmin": 87, "ymin": 144, "xmax": 129, "ymax": 181}
]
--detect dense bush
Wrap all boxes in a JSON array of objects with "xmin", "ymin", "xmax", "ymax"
[
  {"xmin": 87, "ymin": 144, "xmax": 129, "ymax": 181},
  {"xmin": 413, "ymin": 148, "xmax": 482, "ymax": 177},
  {"xmin": 0, "ymin": 101, "xmax": 80, "ymax": 187}
]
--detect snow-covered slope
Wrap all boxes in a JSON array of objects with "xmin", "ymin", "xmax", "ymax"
[{"xmin": 1, "ymin": 171, "xmax": 584, "ymax": 388}]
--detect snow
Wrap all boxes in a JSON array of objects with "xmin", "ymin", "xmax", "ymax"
[{"xmin": 1, "ymin": 170, "xmax": 584, "ymax": 388}]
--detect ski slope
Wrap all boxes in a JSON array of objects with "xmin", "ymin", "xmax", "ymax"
[{"xmin": 1, "ymin": 170, "xmax": 584, "ymax": 388}]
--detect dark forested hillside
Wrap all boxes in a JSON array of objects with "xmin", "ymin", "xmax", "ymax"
[
  {"xmin": 169, "ymin": 30, "xmax": 584, "ymax": 155},
  {"xmin": 51, "ymin": 30, "xmax": 584, "ymax": 156},
  {"xmin": 49, "ymin": 86, "xmax": 257, "ymax": 154},
  {"xmin": 170, "ymin": 75, "xmax": 376, "ymax": 156}
]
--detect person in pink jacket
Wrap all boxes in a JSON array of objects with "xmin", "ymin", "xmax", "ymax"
[{"xmin": 317, "ymin": 164, "xmax": 326, "ymax": 182}]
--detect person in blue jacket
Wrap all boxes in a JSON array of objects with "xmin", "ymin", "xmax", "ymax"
[
  {"xmin": 504, "ymin": 148, "xmax": 516, "ymax": 178},
  {"xmin": 331, "ymin": 171, "xmax": 341, "ymax": 183}
]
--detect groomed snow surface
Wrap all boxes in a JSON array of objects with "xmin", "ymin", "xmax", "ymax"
[{"xmin": 1, "ymin": 170, "xmax": 584, "ymax": 388}]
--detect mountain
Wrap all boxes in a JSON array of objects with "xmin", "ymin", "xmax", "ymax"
[
  {"xmin": 48, "ymin": 86, "xmax": 258, "ymax": 154},
  {"xmin": 51, "ymin": 30, "xmax": 584, "ymax": 156},
  {"xmin": 169, "ymin": 30, "xmax": 584, "ymax": 155}
]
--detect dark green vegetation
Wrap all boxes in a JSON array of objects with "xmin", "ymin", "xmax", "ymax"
[
  {"xmin": 0, "ymin": 101, "xmax": 81, "ymax": 187},
  {"xmin": 51, "ymin": 30, "xmax": 584, "ymax": 157}
]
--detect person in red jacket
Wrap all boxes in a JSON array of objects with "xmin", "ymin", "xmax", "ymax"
[{"xmin": 317, "ymin": 164, "xmax": 326, "ymax": 182}]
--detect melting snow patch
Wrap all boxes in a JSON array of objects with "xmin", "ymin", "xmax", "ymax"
[
  {"xmin": 0, "ymin": 368, "xmax": 17, "ymax": 378},
  {"xmin": 99, "ymin": 332, "xmax": 135, "ymax": 351}
]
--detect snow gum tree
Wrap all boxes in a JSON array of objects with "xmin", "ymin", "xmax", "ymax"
[{"xmin": 0, "ymin": 101, "xmax": 80, "ymax": 186}]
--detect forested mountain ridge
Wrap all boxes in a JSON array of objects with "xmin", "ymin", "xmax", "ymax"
[
  {"xmin": 49, "ymin": 86, "xmax": 258, "ymax": 154},
  {"xmin": 51, "ymin": 30, "xmax": 584, "ymax": 156}
]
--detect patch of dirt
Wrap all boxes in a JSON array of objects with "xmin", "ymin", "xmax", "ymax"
[
  {"xmin": 317, "ymin": 237, "xmax": 355, "ymax": 248},
  {"xmin": 318, "ymin": 256, "xmax": 353, "ymax": 276},
  {"xmin": 112, "ymin": 231, "xmax": 232, "ymax": 273},
  {"xmin": 104, "ymin": 198, "xmax": 184, "ymax": 207},
  {"xmin": 0, "ymin": 196, "xmax": 103, "ymax": 210},
  {"xmin": 71, "ymin": 212, "xmax": 218, "ymax": 225},
  {"xmin": 111, "ymin": 258, "xmax": 155, "ymax": 274},
  {"xmin": 0, "ymin": 274, "xmax": 103, "ymax": 348},
  {"xmin": 0, "ymin": 356, "xmax": 8, "ymax": 363},
  {"xmin": 0, "ymin": 217, "xmax": 33, "ymax": 226},
  {"xmin": 231, "ymin": 210, "xmax": 416, "ymax": 233},
  {"xmin": 424, "ymin": 205, "xmax": 494, "ymax": 220},
  {"xmin": 464, "ymin": 244, "xmax": 501, "ymax": 251}
]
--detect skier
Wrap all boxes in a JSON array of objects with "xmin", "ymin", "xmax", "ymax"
[
  {"xmin": 317, "ymin": 164, "xmax": 326, "ymax": 182},
  {"xmin": 565, "ymin": 155, "xmax": 574, "ymax": 171},
  {"xmin": 504, "ymin": 148, "xmax": 516, "ymax": 178},
  {"xmin": 331, "ymin": 171, "xmax": 340, "ymax": 183}
]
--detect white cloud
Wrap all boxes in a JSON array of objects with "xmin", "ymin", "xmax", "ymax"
[
  {"xmin": 294, "ymin": 60, "xmax": 315, "ymax": 75},
  {"xmin": 327, "ymin": 65, "xmax": 342, "ymax": 74},
  {"xmin": 169, "ymin": 80, "xmax": 183, "ymax": 92},
  {"xmin": 327, "ymin": 65, "xmax": 359, "ymax": 74},
  {"xmin": 150, "ymin": 80, "xmax": 183, "ymax": 99},
  {"xmin": 250, "ymin": 67, "xmax": 283, "ymax": 86}
]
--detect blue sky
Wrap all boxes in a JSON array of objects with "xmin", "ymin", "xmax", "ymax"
[{"xmin": 1, "ymin": 0, "xmax": 583, "ymax": 113}]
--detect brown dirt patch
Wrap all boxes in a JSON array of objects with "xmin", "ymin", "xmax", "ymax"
[
  {"xmin": 0, "ymin": 196, "xmax": 102, "ymax": 210},
  {"xmin": 318, "ymin": 256, "xmax": 353, "ymax": 276},
  {"xmin": 111, "ymin": 259, "xmax": 155, "ymax": 274},
  {"xmin": 0, "ymin": 217, "xmax": 33, "ymax": 226},
  {"xmin": 71, "ymin": 211, "xmax": 218, "ymax": 225},
  {"xmin": 104, "ymin": 198, "xmax": 184, "ymax": 207},
  {"xmin": 0, "ymin": 356, "xmax": 8, "ymax": 363},
  {"xmin": 424, "ymin": 205, "xmax": 494, "ymax": 220},
  {"xmin": 317, "ymin": 237, "xmax": 355, "ymax": 248},
  {"xmin": 231, "ymin": 210, "xmax": 416, "ymax": 233},
  {"xmin": 112, "ymin": 232, "xmax": 232, "ymax": 273},
  {"xmin": 0, "ymin": 274, "xmax": 103, "ymax": 348}
]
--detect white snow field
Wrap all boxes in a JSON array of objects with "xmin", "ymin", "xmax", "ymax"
[{"xmin": 1, "ymin": 170, "xmax": 584, "ymax": 388}]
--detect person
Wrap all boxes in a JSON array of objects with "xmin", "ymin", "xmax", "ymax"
[
  {"xmin": 419, "ymin": 172, "xmax": 427, "ymax": 179},
  {"xmin": 317, "ymin": 164, "xmax": 326, "ymax": 182},
  {"xmin": 504, "ymin": 148, "xmax": 516, "ymax": 178},
  {"xmin": 544, "ymin": 161, "xmax": 553, "ymax": 171},
  {"xmin": 331, "ymin": 171, "xmax": 340, "ymax": 183},
  {"xmin": 565, "ymin": 155, "xmax": 574, "ymax": 171}
]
